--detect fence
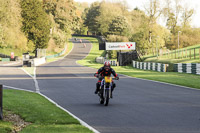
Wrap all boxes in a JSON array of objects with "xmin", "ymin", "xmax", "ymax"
[
  {"xmin": 36, "ymin": 49, "xmax": 46, "ymax": 58},
  {"xmin": 142, "ymin": 47, "xmax": 200, "ymax": 60},
  {"xmin": 174, "ymin": 63, "xmax": 200, "ymax": 75},
  {"xmin": 132, "ymin": 61, "xmax": 168, "ymax": 72}
]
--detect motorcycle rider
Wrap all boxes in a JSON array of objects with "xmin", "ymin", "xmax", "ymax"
[{"xmin": 94, "ymin": 61, "xmax": 119, "ymax": 98}]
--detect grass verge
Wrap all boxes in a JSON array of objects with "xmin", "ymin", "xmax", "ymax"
[
  {"xmin": 143, "ymin": 44, "xmax": 200, "ymax": 63},
  {"xmin": 46, "ymin": 41, "xmax": 74, "ymax": 63},
  {"xmin": 0, "ymin": 89, "xmax": 92, "ymax": 133},
  {"xmin": 77, "ymin": 37, "xmax": 200, "ymax": 89},
  {"xmin": 21, "ymin": 67, "xmax": 35, "ymax": 77}
]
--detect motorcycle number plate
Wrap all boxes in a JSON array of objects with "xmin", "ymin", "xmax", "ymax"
[{"xmin": 105, "ymin": 76, "xmax": 112, "ymax": 83}]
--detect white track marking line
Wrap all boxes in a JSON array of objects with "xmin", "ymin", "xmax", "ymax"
[
  {"xmin": 39, "ymin": 93, "xmax": 100, "ymax": 133},
  {"xmin": 21, "ymin": 67, "xmax": 40, "ymax": 93},
  {"xmin": 4, "ymin": 85, "xmax": 100, "ymax": 133},
  {"xmin": 4, "ymin": 85, "xmax": 35, "ymax": 93},
  {"xmin": 19, "ymin": 42, "xmax": 100, "ymax": 133}
]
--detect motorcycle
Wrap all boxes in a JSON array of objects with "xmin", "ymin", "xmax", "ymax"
[{"xmin": 95, "ymin": 74, "xmax": 118, "ymax": 106}]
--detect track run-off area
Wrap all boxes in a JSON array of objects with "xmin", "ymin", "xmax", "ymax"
[{"xmin": 1, "ymin": 39, "xmax": 200, "ymax": 133}]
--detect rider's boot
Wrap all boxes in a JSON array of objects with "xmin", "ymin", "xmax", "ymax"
[{"xmin": 95, "ymin": 83, "xmax": 100, "ymax": 94}]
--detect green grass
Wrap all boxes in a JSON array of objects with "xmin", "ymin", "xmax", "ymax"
[
  {"xmin": 21, "ymin": 124, "xmax": 91, "ymax": 133},
  {"xmin": 77, "ymin": 37, "xmax": 200, "ymax": 89},
  {"xmin": 0, "ymin": 48, "xmax": 24, "ymax": 57},
  {"xmin": 46, "ymin": 41, "xmax": 74, "ymax": 63},
  {"xmin": 76, "ymin": 37, "xmax": 105, "ymax": 66},
  {"xmin": 22, "ymin": 67, "xmax": 35, "ymax": 77},
  {"xmin": 0, "ymin": 121, "xmax": 12, "ymax": 133},
  {"xmin": 143, "ymin": 44, "xmax": 200, "ymax": 63},
  {"xmin": 1, "ymin": 89, "xmax": 92, "ymax": 133}
]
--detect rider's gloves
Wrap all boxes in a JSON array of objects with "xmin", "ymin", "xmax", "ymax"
[
  {"xmin": 115, "ymin": 76, "xmax": 119, "ymax": 80},
  {"xmin": 94, "ymin": 73, "xmax": 99, "ymax": 77}
]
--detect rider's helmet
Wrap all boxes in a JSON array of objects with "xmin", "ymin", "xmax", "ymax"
[{"xmin": 104, "ymin": 61, "xmax": 111, "ymax": 71}]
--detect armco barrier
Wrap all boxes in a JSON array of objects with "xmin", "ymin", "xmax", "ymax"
[
  {"xmin": 174, "ymin": 63, "xmax": 200, "ymax": 75},
  {"xmin": 1, "ymin": 58, "xmax": 10, "ymax": 62},
  {"xmin": 46, "ymin": 44, "xmax": 67, "ymax": 59},
  {"xmin": 133, "ymin": 61, "xmax": 168, "ymax": 72}
]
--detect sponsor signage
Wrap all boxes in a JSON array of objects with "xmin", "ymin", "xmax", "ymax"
[{"xmin": 106, "ymin": 42, "xmax": 136, "ymax": 50}]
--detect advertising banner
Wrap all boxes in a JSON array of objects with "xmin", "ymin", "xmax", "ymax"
[{"xmin": 106, "ymin": 42, "xmax": 136, "ymax": 50}]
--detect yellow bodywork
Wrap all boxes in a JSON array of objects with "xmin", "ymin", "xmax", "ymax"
[{"xmin": 104, "ymin": 76, "xmax": 112, "ymax": 83}]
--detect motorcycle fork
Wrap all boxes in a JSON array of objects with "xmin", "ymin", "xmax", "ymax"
[{"xmin": 105, "ymin": 83, "xmax": 111, "ymax": 99}]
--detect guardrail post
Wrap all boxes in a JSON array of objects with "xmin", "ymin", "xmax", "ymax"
[{"xmin": 0, "ymin": 84, "xmax": 3, "ymax": 120}]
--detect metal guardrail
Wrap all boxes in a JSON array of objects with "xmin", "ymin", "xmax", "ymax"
[{"xmin": 46, "ymin": 44, "xmax": 67, "ymax": 59}]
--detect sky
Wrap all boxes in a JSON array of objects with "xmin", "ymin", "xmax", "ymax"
[{"xmin": 74, "ymin": 0, "xmax": 200, "ymax": 28}]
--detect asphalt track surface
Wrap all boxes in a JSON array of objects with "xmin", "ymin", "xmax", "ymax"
[
  {"xmin": 1, "ymin": 39, "xmax": 200, "ymax": 133},
  {"xmin": 0, "ymin": 62, "xmax": 35, "ymax": 91}
]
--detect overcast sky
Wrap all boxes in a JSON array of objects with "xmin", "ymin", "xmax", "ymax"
[{"xmin": 74, "ymin": 0, "xmax": 200, "ymax": 28}]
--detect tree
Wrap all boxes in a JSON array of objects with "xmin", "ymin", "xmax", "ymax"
[
  {"xmin": 97, "ymin": 1, "xmax": 124, "ymax": 36},
  {"xmin": 163, "ymin": 0, "xmax": 182, "ymax": 34},
  {"xmin": 144, "ymin": 0, "xmax": 162, "ymax": 43},
  {"xmin": 84, "ymin": 1, "xmax": 129, "ymax": 36},
  {"xmin": 109, "ymin": 16, "xmax": 129, "ymax": 36},
  {"xmin": 21, "ymin": 0, "xmax": 50, "ymax": 50},
  {"xmin": 0, "ymin": 0, "xmax": 27, "ymax": 51},
  {"xmin": 181, "ymin": 7, "xmax": 194, "ymax": 28},
  {"xmin": 84, "ymin": 2, "xmax": 101, "ymax": 33},
  {"xmin": 163, "ymin": 0, "xmax": 195, "ymax": 49}
]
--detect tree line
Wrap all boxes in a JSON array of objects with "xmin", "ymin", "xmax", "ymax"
[
  {"xmin": 0, "ymin": 0, "xmax": 200, "ymax": 56},
  {"xmin": 0, "ymin": 0, "xmax": 82, "ymax": 55},
  {"xmin": 82, "ymin": 0, "xmax": 200, "ymax": 54}
]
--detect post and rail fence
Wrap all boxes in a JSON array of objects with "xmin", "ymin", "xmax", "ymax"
[{"xmin": 141, "ymin": 47, "xmax": 200, "ymax": 60}]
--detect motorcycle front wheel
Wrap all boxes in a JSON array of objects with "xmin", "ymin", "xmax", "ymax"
[{"xmin": 104, "ymin": 89, "xmax": 109, "ymax": 106}]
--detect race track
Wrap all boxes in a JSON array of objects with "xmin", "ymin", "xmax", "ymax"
[
  {"xmin": 36, "ymin": 39, "xmax": 200, "ymax": 133},
  {"xmin": 1, "ymin": 38, "xmax": 200, "ymax": 133}
]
